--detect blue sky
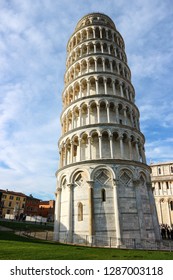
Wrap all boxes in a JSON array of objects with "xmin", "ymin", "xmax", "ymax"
[{"xmin": 0, "ymin": 0, "xmax": 173, "ymax": 200}]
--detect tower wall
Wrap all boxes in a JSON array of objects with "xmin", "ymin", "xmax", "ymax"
[{"xmin": 54, "ymin": 13, "xmax": 160, "ymax": 246}]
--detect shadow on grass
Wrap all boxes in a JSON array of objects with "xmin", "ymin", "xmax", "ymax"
[{"xmin": 0, "ymin": 231, "xmax": 57, "ymax": 246}]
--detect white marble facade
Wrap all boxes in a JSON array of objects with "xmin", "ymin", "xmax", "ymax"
[
  {"xmin": 54, "ymin": 13, "xmax": 160, "ymax": 246},
  {"xmin": 151, "ymin": 162, "xmax": 173, "ymax": 227}
]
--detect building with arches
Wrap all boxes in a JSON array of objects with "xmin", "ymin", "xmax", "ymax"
[
  {"xmin": 151, "ymin": 162, "xmax": 173, "ymax": 228},
  {"xmin": 54, "ymin": 13, "xmax": 160, "ymax": 246}
]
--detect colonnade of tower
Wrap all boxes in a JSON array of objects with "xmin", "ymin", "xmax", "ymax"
[{"xmin": 54, "ymin": 13, "xmax": 160, "ymax": 246}]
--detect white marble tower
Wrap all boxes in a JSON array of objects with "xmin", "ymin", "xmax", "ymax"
[{"xmin": 54, "ymin": 13, "xmax": 160, "ymax": 246}]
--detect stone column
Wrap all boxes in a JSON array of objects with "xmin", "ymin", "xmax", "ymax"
[
  {"xmin": 135, "ymin": 142, "xmax": 140, "ymax": 161},
  {"xmin": 70, "ymin": 141, "xmax": 74, "ymax": 164},
  {"xmin": 101, "ymin": 43, "xmax": 104, "ymax": 53},
  {"xmin": 119, "ymin": 135, "xmax": 124, "ymax": 159},
  {"xmin": 78, "ymin": 138, "xmax": 81, "ymax": 161},
  {"xmin": 159, "ymin": 199, "xmax": 163, "ymax": 224},
  {"xmin": 115, "ymin": 105, "xmax": 119, "ymax": 123},
  {"xmin": 53, "ymin": 187, "xmax": 62, "ymax": 241},
  {"xmin": 104, "ymin": 78, "xmax": 107, "ymax": 94},
  {"xmin": 117, "ymin": 63, "xmax": 120, "ymax": 75},
  {"xmin": 167, "ymin": 200, "xmax": 171, "ymax": 227},
  {"xmin": 97, "ymin": 104, "xmax": 100, "ymax": 123},
  {"xmin": 79, "ymin": 83, "xmax": 82, "ymax": 98},
  {"xmin": 95, "ymin": 79, "xmax": 99, "ymax": 95},
  {"xmin": 103, "ymin": 58, "xmax": 105, "ymax": 71},
  {"xmin": 87, "ymin": 80, "xmax": 90, "ymax": 96},
  {"xmin": 99, "ymin": 135, "xmax": 102, "ymax": 158},
  {"xmin": 141, "ymin": 145, "xmax": 146, "ymax": 164},
  {"xmin": 123, "ymin": 108, "xmax": 127, "ymax": 125},
  {"xmin": 88, "ymin": 136, "xmax": 92, "ymax": 160},
  {"xmin": 87, "ymin": 180, "xmax": 95, "ymax": 243},
  {"xmin": 126, "ymin": 88, "xmax": 129, "ymax": 100},
  {"xmin": 94, "ymin": 59, "xmax": 97, "ymax": 72},
  {"xmin": 128, "ymin": 138, "xmax": 133, "ymax": 160},
  {"xmin": 67, "ymin": 183, "xmax": 73, "ymax": 242},
  {"xmin": 112, "ymin": 81, "xmax": 116, "ymax": 95},
  {"xmin": 64, "ymin": 144, "xmax": 67, "ymax": 166},
  {"xmin": 110, "ymin": 61, "xmax": 113, "ymax": 72},
  {"xmin": 113, "ymin": 179, "xmax": 121, "ymax": 246},
  {"xmin": 88, "ymin": 105, "xmax": 91, "ymax": 125},
  {"xmin": 71, "ymin": 110, "xmax": 74, "ymax": 129},
  {"xmin": 79, "ymin": 108, "xmax": 82, "ymax": 126},
  {"xmin": 120, "ymin": 83, "xmax": 124, "ymax": 97},
  {"xmin": 106, "ymin": 104, "xmax": 110, "ymax": 123},
  {"xmin": 110, "ymin": 135, "xmax": 113, "ymax": 158}
]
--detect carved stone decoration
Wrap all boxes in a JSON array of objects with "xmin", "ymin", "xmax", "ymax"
[{"xmin": 119, "ymin": 170, "xmax": 132, "ymax": 187}]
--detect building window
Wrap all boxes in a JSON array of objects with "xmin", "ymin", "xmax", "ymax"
[
  {"xmin": 171, "ymin": 166, "xmax": 173, "ymax": 173},
  {"xmin": 101, "ymin": 189, "xmax": 106, "ymax": 202},
  {"xmin": 166, "ymin": 182, "xmax": 169, "ymax": 189},
  {"xmin": 158, "ymin": 182, "xmax": 161, "ymax": 189},
  {"xmin": 16, "ymin": 197, "xmax": 20, "ymax": 201},
  {"xmin": 78, "ymin": 202, "xmax": 83, "ymax": 221},
  {"xmin": 8, "ymin": 202, "xmax": 12, "ymax": 207},
  {"xmin": 170, "ymin": 201, "xmax": 173, "ymax": 211},
  {"xmin": 158, "ymin": 167, "xmax": 161, "ymax": 174},
  {"xmin": 7, "ymin": 210, "xmax": 10, "ymax": 214},
  {"xmin": 9, "ymin": 196, "xmax": 14, "ymax": 200}
]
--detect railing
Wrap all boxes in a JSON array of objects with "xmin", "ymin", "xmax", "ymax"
[{"xmin": 16, "ymin": 230, "xmax": 173, "ymax": 251}]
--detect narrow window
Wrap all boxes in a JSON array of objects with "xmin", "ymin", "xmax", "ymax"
[
  {"xmin": 171, "ymin": 166, "xmax": 173, "ymax": 173},
  {"xmin": 158, "ymin": 182, "xmax": 161, "ymax": 189},
  {"xmin": 166, "ymin": 182, "xmax": 169, "ymax": 189},
  {"xmin": 78, "ymin": 202, "xmax": 83, "ymax": 221},
  {"xmin": 158, "ymin": 167, "xmax": 161, "ymax": 174},
  {"xmin": 170, "ymin": 201, "xmax": 173, "ymax": 211},
  {"xmin": 101, "ymin": 189, "xmax": 106, "ymax": 202}
]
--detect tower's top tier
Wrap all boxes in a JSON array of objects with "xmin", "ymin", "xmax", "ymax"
[{"xmin": 75, "ymin": 13, "xmax": 116, "ymax": 31}]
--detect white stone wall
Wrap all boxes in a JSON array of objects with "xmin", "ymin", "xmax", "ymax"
[
  {"xmin": 56, "ymin": 162, "xmax": 160, "ymax": 243},
  {"xmin": 151, "ymin": 162, "xmax": 173, "ymax": 227}
]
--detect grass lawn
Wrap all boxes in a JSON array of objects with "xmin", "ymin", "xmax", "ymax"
[
  {"xmin": 0, "ymin": 231, "xmax": 173, "ymax": 260},
  {"xmin": 0, "ymin": 220, "xmax": 53, "ymax": 231}
]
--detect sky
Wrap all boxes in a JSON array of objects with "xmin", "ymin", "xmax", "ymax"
[{"xmin": 0, "ymin": 0, "xmax": 173, "ymax": 200}]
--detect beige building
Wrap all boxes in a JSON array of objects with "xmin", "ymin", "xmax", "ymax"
[
  {"xmin": 0, "ymin": 189, "xmax": 26, "ymax": 218},
  {"xmin": 54, "ymin": 13, "xmax": 160, "ymax": 246},
  {"xmin": 151, "ymin": 162, "xmax": 173, "ymax": 227}
]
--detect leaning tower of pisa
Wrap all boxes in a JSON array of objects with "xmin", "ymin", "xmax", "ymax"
[{"xmin": 54, "ymin": 13, "xmax": 160, "ymax": 246}]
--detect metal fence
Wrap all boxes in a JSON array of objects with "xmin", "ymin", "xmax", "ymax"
[{"xmin": 16, "ymin": 230, "xmax": 173, "ymax": 251}]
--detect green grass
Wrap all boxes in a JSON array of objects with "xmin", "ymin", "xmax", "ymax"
[
  {"xmin": 0, "ymin": 231, "xmax": 173, "ymax": 260},
  {"xmin": 0, "ymin": 220, "xmax": 53, "ymax": 231}
]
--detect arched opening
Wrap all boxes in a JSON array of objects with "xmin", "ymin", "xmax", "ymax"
[
  {"xmin": 90, "ymin": 102, "xmax": 97, "ymax": 124},
  {"xmin": 81, "ymin": 103, "xmax": 88, "ymax": 125},
  {"xmin": 91, "ymin": 131, "xmax": 99, "ymax": 159},
  {"xmin": 90, "ymin": 77, "xmax": 96, "ymax": 95},
  {"xmin": 102, "ymin": 131, "xmax": 110, "ymax": 158},
  {"xmin": 96, "ymin": 42, "xmax": 101, "ymax": 52},
  {"xmin": 81, "ymin": 133, "xmax": 89, "ymax": 160},
  {"xmin": 97, "ymin": 57, "xmax": 103, "ymax": 71},
  {"xmin": 88, "ymin": 58, "xmax": 95, "ymax": 72},
  {"xmin": 100, "ymin": 101, "xmax": 107, "ymax": 123}
]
